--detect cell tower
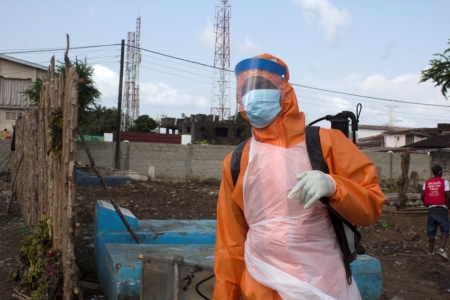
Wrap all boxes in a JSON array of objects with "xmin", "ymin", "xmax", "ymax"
[
  {"xmin": 121, "ymin": 16, "xmax": 141, "ymax": 131},
  {"xmin": 385, "ymin": 105, "xmax": 399, "ymax": 127},
  {"xmin": 210, "ymin": 0, "xmax": 231, "ymax": 121}
]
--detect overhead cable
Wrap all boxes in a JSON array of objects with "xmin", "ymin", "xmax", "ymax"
[{"xmin": 3, "ymin": 43, "xmax": 449, "ymax": 108}]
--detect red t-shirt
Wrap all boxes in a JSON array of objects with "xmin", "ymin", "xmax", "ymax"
[{"xmin": 423, "ymin": 177, "xmax": 448, "ymax": 207}]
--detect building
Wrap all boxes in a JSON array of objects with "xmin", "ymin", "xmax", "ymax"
[
  {"xmin": 383, "ymin": 124, "xmax": 450, "ymax": 148},
  {"xmin": 357, "ymin": 125, "xmax": 411, "ymax": 141},
  {"xmin": 0, "ymin": 54, "xmax": 47, "ymax": 131},
  {"xmin": 161, "ymin": 114, "xmax": 252, "ymax": 145}
]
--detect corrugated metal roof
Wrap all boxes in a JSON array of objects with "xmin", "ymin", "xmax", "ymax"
[
  {"xmin": 404, "ymin": 135, "xmax": 450, "ymax": 148},
  {"xmin": 358, "ymin": 124, "xmax": 411, "ymax": 131},
  {"xmin": 0, "ymin": 54, "xmax": 47, "ymax": 71}
]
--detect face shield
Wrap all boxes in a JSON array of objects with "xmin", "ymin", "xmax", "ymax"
[{"xmin": 235, "ymin": 58, "xmax": 287, "ymax": 128}]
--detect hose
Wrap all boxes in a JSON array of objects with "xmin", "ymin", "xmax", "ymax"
[{"xmin": 195, "ymin": 274, "xmax": 215, "ymax": 300}]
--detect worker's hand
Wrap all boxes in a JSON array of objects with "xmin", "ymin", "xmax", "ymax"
[{"xmin": 287, "ymin": 170, "xmax": 336, "ymax": 209}]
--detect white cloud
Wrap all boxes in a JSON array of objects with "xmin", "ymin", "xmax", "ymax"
[
  {"xmin": 93, "ymin": 64, "xmax": 211, "ymax": 117},
  {"xmin": 359, "ymin": 75, "xmax": 388, "ymax": 91},
  {"xmin": 331, "ymin": 72, "xmax": 449, "ymax": 128},
  {"xmin": 140, "ymin": 82, "xmax": 209, "ymax": 109},
  {"xmin": 292, "ymin": 0, "xmax": 353, "ymax": 45},
  {"xmin": 199, "ymin": 18, "xmax": 215, "ymax": 48},
  {"xmin": 236, "ymin": 36, "xmax": 262, "ymax": 53},
  {"xmin": 93, "ymin": 64, "xmax": 119, "ymax": 107}
]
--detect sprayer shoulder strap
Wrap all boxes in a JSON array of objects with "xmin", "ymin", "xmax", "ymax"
[
  {"xmin": 231, "ymin": 138, "xmax": 250, "ymax": 187},
  {"xmin": 306, "ymin": 126, "xmax": 362, "ymax": 284}
]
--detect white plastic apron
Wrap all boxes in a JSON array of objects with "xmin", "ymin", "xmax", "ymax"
[{"xmin": 243, "ymin": 138, "xmax": 361, "ymax": 300}]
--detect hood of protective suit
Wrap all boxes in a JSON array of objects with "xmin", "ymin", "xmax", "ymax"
[{"xmin": 238, "ymin": 53, "xmax": 305, "ymax": 148}]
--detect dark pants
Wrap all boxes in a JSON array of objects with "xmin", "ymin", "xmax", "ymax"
[{"xmin": 427, "ymin": 206, "xmax": 450, "ymax": 237}]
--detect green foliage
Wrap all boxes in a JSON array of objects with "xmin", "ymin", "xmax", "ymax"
[
  {"xmin": 128, "ymin": 115, "xmax": 158, "ymax": 132},
  {"xmin": 384, "ymin": 178, "xmax": 399, "ymax": 193},
  {"xmin": 80, "ymin": 105, "xmax": 119, "ymax": 136},
  {"xmin": 56, "ymin": 58, "xmax": 101, "ymax": 124},
  {"xmin": 48, "ymin": 109, "xmax": 63, "ymax": 157},
  {"xmin": 21, "ymin": 78, "xmax": 44, "ymax": 106},
  {"xmin": 8, "ymin": 215, "xmax": 62, "ymax": 300},
  {"xmin": 229, "ymin": 112, "xmax": 247, "ymax": 124},
  {"xmin": 22, "ymin": 57, "xmax": 102, "ymax": 132},
  {"xmin": 420, "ymin": 39, "xmax": 450, "ymax": 99}
]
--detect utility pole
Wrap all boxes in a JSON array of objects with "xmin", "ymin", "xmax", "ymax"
[{"xmin": 115, "ymin": 39, "xmax": 125, "ymax": 169}]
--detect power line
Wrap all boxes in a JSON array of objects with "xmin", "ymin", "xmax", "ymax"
[
  {"xmin": 291, "ymin": 83, "xmax": 449, "ymax": 108},
  {"xmin": 3, "ymin": 43, "xmax": 449, "ymax": 109},
  {"xmin": 0, "ymin": 44, "xmax": 120, "ymax": 55}
]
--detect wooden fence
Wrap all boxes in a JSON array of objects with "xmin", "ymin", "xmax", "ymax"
[{"xmin": 10, "ymin": 55, "xmax": 80, "ymax": 299}]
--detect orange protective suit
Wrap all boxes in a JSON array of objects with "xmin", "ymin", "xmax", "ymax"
[{"xmin": 213, "ymin": 53, "xmax": 385, "ymax": 299}]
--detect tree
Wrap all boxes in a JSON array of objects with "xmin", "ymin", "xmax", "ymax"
[
  {"xmin": 229, "ymin": 112, "xmax": 247, "ymax": 124},
  {"xmin": 57, "ymin": 58, "xmax": 101, "ymax": 123},
  {"xmin": 22, "ymin": 57, "xmax": 101, "ymax": 127},
  {"xmin": 420, "ymin": 40, "xmax": 450, "ymax": 99},
  {"xmin": 21, "ymin": 78, "xmax": 43, "ymax": 106},
  {"xmin": 80, "ymin": 106, "xmax": 119, "ymax": 136},
  {"xmin": 128, "ymin": 115, "xmax": 158, "ymax": 132}
]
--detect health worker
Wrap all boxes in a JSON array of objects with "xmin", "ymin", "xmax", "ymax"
[{"xmin": 213, "ymin": 53, "xmax": 385, "ymax": 300}]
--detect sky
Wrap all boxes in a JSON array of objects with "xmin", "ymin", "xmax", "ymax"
[{"xmin": 1, "ymin": 0, "xmax": 450, "ymax": 129}]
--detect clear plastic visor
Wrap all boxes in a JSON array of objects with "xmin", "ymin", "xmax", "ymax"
[{"xmin": 236, "ymin": 70, "xmax": 286, "ymax": 112}]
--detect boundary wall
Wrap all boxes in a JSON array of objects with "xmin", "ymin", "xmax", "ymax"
[{"xmin": 1, "ymin": 140, "xmax": 435, "ymax": 180}]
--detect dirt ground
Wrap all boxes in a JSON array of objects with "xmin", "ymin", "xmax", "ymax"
[{"xmin": 1, "ymin": 171, "xmax": 450, "ymax": 300}]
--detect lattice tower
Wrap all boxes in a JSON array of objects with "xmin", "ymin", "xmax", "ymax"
[
  {"xmin": 385, "ymin": 105, "xmax": 398, "ymax": 127},
  {"xmin": 121, "ymin": 16, "xmax": 141, "ymax": 131},
  {"xmin": 210, "ymin": 0, "xmax": 231, "ymax": 121}
]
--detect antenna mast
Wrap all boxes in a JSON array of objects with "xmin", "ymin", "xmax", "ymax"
[
  {"xmin": 210, "ymin": 0, "xmax": 231, "ymax": 120},
  {"xmin": 385, "ymin": 105, "xmax": 398, "ymax": 127},
  {"xmin": 122, "ymin": 15, "xmax": 141, "ymax": 131}
]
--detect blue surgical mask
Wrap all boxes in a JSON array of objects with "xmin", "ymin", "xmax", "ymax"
[{"xmin": 241, "ymin": 89, "xmax": 281, "ymax": 128}]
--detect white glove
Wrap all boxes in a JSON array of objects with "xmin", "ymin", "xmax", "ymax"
[{"xmin": 287, "ymin": 170, "xmax": 336, "ymax": 209}]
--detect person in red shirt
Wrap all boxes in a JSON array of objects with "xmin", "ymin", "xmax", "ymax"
[{"xmin": 421, "ymin": 165, "xmax": 450, "ymax": 261}]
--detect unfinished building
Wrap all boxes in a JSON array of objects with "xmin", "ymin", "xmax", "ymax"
[{"xmin": 161, "ymin": 114, "xmax": 251, "ymax": 145}]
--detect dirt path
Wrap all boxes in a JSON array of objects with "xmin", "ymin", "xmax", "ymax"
[{"xmin": 1, "ymin": 174, "xmax": 450, "ymax": 299}]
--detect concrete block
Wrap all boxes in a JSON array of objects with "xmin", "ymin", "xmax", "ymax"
[
  {"xmin": 104, "ymin": 133, "xmax": 113, "ymax": 142},
  {"xmin": 148, "ymin": 166, "xmax": 156, "ymax": 179}
]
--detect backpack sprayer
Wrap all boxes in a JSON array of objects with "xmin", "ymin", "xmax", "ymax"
[
  {"xmin": 195, "ymin": 103, "xmax": 364, "ymax": 299},
  {"xmin": 308, "ymin": 103, "xmax": 362, "ymax": 144}
]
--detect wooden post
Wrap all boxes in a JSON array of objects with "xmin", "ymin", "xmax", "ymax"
[{"xmin": 10, "ymin": 35, "xmax": 81, "ymax": 299}]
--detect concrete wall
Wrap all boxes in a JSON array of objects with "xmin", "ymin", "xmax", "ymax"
[
  {"xmin": 364, "ymin": 151, "xmax": 430, "ymax": 180},
  {"xmin": 75, "ymin": 141, "xmax": 235, "ymax": 179},
  {"xmin": 1, "ymin": 140, "xmax": 437, "ymax": 180}
]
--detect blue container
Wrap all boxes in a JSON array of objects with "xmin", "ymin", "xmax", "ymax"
[
  {"xmin": 351, "ymin": 255, "xmax": 382, "ymax": 300},
  {"xmin": 94, "ymin": 200, "xmax": 382, "ymax": 300},
  {"xmin": 94, "ymin": 201, "xmax": 216, "ymax": 297},
  {"xmin": 77, "ymin": 170, "xmax": 133, "ymax": 186},
  {"xmin": 102, "ymin": 244, "xmax": 215, "ymax": 300},
  {"xmin": 101, "ymin": 243, "xmax": 382, "ymax": 300}
]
